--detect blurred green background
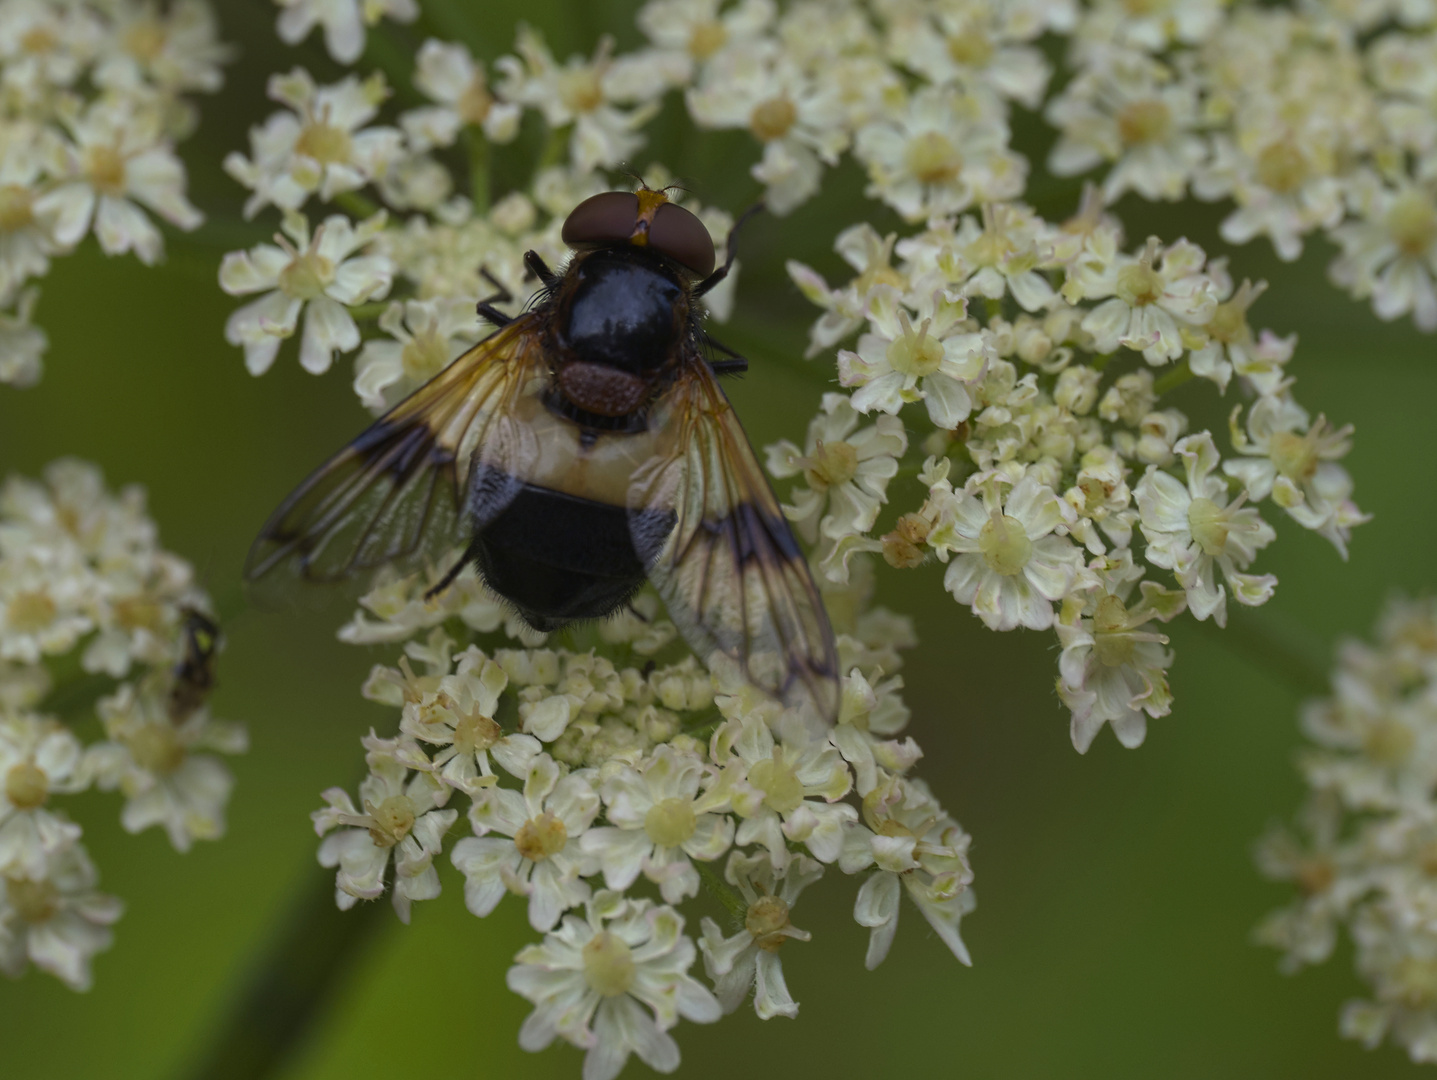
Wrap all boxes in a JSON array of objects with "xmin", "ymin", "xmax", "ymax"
[{"xmin": 3, "ymin": 2, "xmax": 1435, "ymax": 1077}]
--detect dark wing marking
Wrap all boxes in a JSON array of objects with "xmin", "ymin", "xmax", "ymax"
[
  {"xmin": 629, "ymin": 361, "xmax": 840, "ymax": 727},
  {"xmin": 244, "ymin": 318, "xmax": 548, "ymax": 600}
]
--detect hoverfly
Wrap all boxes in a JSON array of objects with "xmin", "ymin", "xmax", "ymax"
[
  {"xmin": 168, "ymin": 606, "xmax": 220, "ymax": 722},
  {"xmin": 245, "ymin": 187, "xmax": 839, "ymax": 724}
]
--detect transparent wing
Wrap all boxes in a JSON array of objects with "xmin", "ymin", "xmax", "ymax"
[
  {"xmin": 629, "ymin": 363, "xmax": 840, "ymax": 726},
  {"xmin": 244, "ymin": 319, "xmax": 549, "ymax": 600}
]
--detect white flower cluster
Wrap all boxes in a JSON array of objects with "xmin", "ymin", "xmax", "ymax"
[
  {"xmin": 0, "ymin": 0, "xmax": 227, "ymax": 388},
  {"xmin": 1044, "ymin": 0, "xmax": 1437, "ymax": 331},
  {"xmin": 314, "ymin": 559, "xmax": 969, "ymax": 1080},
  {"xmin": 1256, "ymin": 596, "xmax": 1437, "ymax": 1065},
  {"xmin": 0, "ymin": 459, "xmax": 245, "ymax": 991},
  {"xmin": 785, "ymin": 199, "xmax": 1367, "ymax": 751}
]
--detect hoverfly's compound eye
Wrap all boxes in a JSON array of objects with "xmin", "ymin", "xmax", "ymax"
[
  {"xmin": 648, "ymin": 202, "xmax": 716, "ymax": 278},
  {"xmin": 561, "ymin": 191, "xmax": 717, "ymax": 278}
]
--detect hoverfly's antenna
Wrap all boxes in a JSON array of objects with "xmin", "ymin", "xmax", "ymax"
[{"xmin": 693, "ymin": 200, "xmax": 764, "ymax": 299}]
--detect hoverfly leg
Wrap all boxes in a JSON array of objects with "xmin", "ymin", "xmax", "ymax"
[
  {"xmin": 703, "ymin": 333, "xmax": 749, "ymax": 376},
  {"xmin": 424, "ymin": 535, "xmax": 484, "ymax": 601},
  {"xmin": 694, "ymin": 201, "xmax": 764, "ymax": 299},
  {"xmin": 523, "ymin": 250, "xmax": 558, "ymax": 285},
  {"xmin": 476, "ymin": 268, "xmax": 515, "ymax": 327}
]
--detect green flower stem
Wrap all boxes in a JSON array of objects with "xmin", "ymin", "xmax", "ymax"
[
  {"xmin": 696, "ymin": 859, "xmax": 749, "ymax": 924},
  {"xmin": 347, "ymin": 300, "xmax": 393, "ymax": 322},
  {"xmin": 333, "ymin": 191, "xmax": 382, "ymax": 222},
  {"xmin": 537, "ymin": 123, "xmax": 570, "ymax": 172},
  {"xmin": 1153, "ymin": 357, "xmax": 1192, "ymax": 396},
  {"xmin": 465, "ymin": 127, "xmax": 491, "ymax": 214},
  {"xmin": 177, "ymin": 864, "xmax": 390, "ymax": 1080}
]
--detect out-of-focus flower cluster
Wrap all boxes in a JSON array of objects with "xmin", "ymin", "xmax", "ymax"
[
  {"xmin": 314, "ymin": 557, "xmax": 967, "ymax": 1080},
  {"xmin": 1256, "ymin": 596, "xmax": 1437, "ymax": 1064},
  {"xmin": 785, "ymin": 197, "xmax": 1368, "ymax": 752},
  {"xmin": 0, "ymin": 459, "xmax": 245, "ymax": 991},
  {"xmin": 0, "ymin": 0, "xmax": 228, "ymax": 388}
]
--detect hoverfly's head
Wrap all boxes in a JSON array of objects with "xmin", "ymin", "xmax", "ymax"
[{"xmin": 561, "ymin": 189, "xmax": 716, "ymax": 278}]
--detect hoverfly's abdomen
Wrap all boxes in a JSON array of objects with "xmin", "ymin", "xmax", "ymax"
[
  {"xmin": 559, "ymin": 250, "xmax": 686, "ymax": 376},
  {"xmin": 471, "ymin": 483, "xmax": 675, "ymax": 631}
]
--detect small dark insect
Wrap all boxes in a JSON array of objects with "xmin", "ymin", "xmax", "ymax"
[
  {"xmin": 245, "ymin": 186, "xmax": 839, "ymax": 724},
  {"xmin": 169, "ymin": 606, "xmax": 220, "ymax": 722}
]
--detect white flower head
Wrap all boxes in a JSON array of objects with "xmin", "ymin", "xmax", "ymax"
[
  {"xmin": 709, "ymin": 713, "xmax": 855, "ymax": 868},
  {"xmin": 1135, "ymin": 432, "xmax": 1277, "ymax": 627},
  {"xmin": 766, "ymin": 393, "xmax": 907, "ymax": 544},
  {"xmin": 312, "ymin": 731, "xmax": 456, "ymax": 923},
  {"xmin": 840, "ymin": 774, "xmax": 975, "ymax": 970},
  {"xmin": 855, "ymin": 86, "xmax": 1027, "ymax": 223},
  {"xmin": 507, "ymin": 891, "xmax": 721, "ymax": 1080},
  {"xmin": 699, "ymin": 849, "xmax": 821, "ymax": 1019},
  {"xmin": 89, "ymin": 681, "xmax": 247, "ymax": 853},
  {"xmin": 274, "ymin": 0, "xmax": 418, "ymax": 65},
  {"xmin": 224, "ymin": 68, "xmax": 404, "ymax": 218},
  {"xmin": 353, "ymin": 296, "xmax": 480, "ymax": 413},
  {"xmin": 1225, "ymin": 395, "xmax": 1368, "ymax": 558},
  {"xmin": 0, "ymin": 289, "xmax": 47, "ymax": 388},
  {"xmin": 838, "ymin": 285, "xmax": 990, "ymax": 429},
  {"xmin": 220, "ymin": 210, "xmax": 393, "ymax": 376},
  {"xmin": 0, "ymin": 712, "xmax": 86, "ymax": 878},
  {"xmin": 928, "ymin": 471, "xmax": 1085, "ymax": 632},
  {"xmin": 398, "ymin": 645, "xmax": 542, "ymax": 792},
  {"xmin": 451, "ymin": 753, "xmax": 600, "ymax": 931},
  {"xmin": 405, "ymin": 39, "xmax": 522, "ymax": 150},
  {"xmin": 35, "ymin": 97, "xmax": 203, "ymax": 265},
  {"xmin": 581, "ymin": 744, "xmax": 734, "ymax": 904},
  {"xmin": 0, "ymin": 843, "xmax": 121, "ymax": 992},
  {"xmin": 1077, "ymin": 236, "xmax": 1217, "ymax": 365},
  {"xmin": 1056, "ymin": 551, "xmax": 1185, "ymax": 753}
]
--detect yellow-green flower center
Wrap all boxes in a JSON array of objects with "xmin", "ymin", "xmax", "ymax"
[
  {"xmin": 1386, "ymin": 190, "xmax": 1437, "ymax": 258},
  {"xmin": 1091, "ymin": 594, "xmax": 1135, "ymax": 667},
  {"xmin": 514, "ymin": 811, "xmax": 567, "ymax": 861},
  {"xmin": 689, "ymin": 20, "xmax": 727, "ymax": 59},
  {"xmin": 6, "ymin": 590, "xmax": 55, "ymax": 633},
  {"xmin": 905, "ymin": 131, "xmax": 963, "ymax": 185},
  {"xmin": 947, "ymin": 30, "xmax": 993, "ymax": 67},
  {"xmin": 368, "ymin": 794, "xmax": 417, "ymax": 847},
  {"xmin": 802, "ymin": 439, "xmax": 859, "ymax": 491},
  {"xmin": 123, "ymin": 19, "xmax": 167, "ymax": 63},
  {"xmin": 1187, "ymin": 497, "xmax": 1229, "ymax": 556},
  {"xmin": 1269, "ymin": 430, "xmax": 1318, "ymax": 482},
  {"xmin": 1255, "ymin": 140, "xmax": 1307, "ymax": 194},
  {"xmin": 0, "ymin": 184, "xmax": 34, "ymax": 231},
  {"xmin": 457, "ymin": 78, "xmax": 494, "ymax": 126},
  {"xmin": 1397, "ymin": 956, "xmax": 1437, "ymax": 1007},
  {"xmin": 400, "ymin": 327, "xmax": 453, "ymax": 382},
  {"xmin": 748, "ymin": 749, "xmax": 804, "ymax": 814},
  {"xmin": 559, "ymin": 68, "xmax": 604, "ymax": 113},
  {"xmin": 750, "ymin": 96, "xmax": 797, "ymax": 142},
  {"xmin": 295, "ymin": 120, "xmax": 354, "ymax": 166},
  {"xmin": 582, "ymin": 930, "xmax": 636, "ymax": 997},
  {"xmin": 885, "ymin": 316, "xmax": 944, "ymax": 376},
  {"xmin": 451, "ymin": 711, "xmax": 502, "ymax": 755},
  {"xmin": 1116, "ymin": 99, "xmax": 1171, "ymax": 146},
  {"xmin": 84, "ymin": 145, "xmax": 127, "ymax": 197},
  {"xmin": 6, "ymin": 876, "xmax": 58, "ymax": 923},
  {"xmin": 128, "ymin": 722, "xmax": 186, "ymax": 775},
  {"xmin": 5, "ymin": 761, "xmax": 48, "ymax": 810},
  {"xmin": 745, "ymin": 894, "xmax": 792, "ymax": 951},
  {"xmin": 1364, "ymin": 718, "xmax": 1415, "ymax": 765},
  {"xmin": 978, "ymin": 513, "xmax": 1032, "ymax": 576},
  {"xmin": 644, "ymin": 797, "xmax": 696, "ymax": 848},
  {"xmin": 1115, "ymin": 262, "xmax": 1163, "ymax": 307},
  {"xmin": 279, "ymin": 249, "xmax": 334, "ymax": 300}
]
